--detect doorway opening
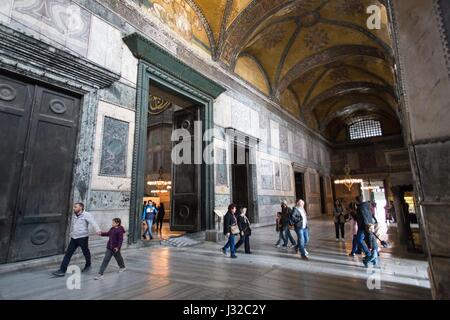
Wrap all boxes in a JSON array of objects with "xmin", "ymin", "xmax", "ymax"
[
  {"xmin": 294, "ymin": 172, "xmax": 305, "ymax": 202},
  {"xmin": 140, "ymin": 84, "xmax": 204, "ymax": 241},
  {"xmin": 231, "ymin": 142, "xmax": 255, "ymax": 222},
  {"xmin": 319, "ymin": 176, "xmax": 326, "ymax": 215}
]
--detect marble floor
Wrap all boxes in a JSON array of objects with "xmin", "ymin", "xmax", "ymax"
[{"xmin": 0, "ymin": 217, "xmax": 431, "ymax": 300}]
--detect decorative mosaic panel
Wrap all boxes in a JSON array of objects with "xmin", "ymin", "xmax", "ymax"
[
  {"xmin": 100, "ymin": 116, "xmax": 129, "ymax": 176},
  {"xmin": 281, "ymin": 164, "xmax": 291, "ymax": 191},
  {"xmin": 279, "ymin": 125, "xmax": 288, "ymax": 153},
  {"xmin": 215, "ymin": 147, "xmax": 228, "ymax": 187},
  {"xmin": 260, "ymin": 159, "xmax": 273, "ymax": 190},
  {"xmin": 274, "ymin": 162, "xmax": 281, "ymax": 190}
]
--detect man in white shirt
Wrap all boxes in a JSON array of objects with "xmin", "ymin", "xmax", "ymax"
[{"xmin": 53, "ymin": 202, "xmax": 101, "ymax": 277}]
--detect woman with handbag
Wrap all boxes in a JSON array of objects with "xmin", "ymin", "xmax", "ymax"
[
  {"xmin": 221, "ymin": 203, "xmax": 238, "ymax": 258},
  {"xmin": 235, "ymin": 207, "xmax": 252, "ymax": 254}
]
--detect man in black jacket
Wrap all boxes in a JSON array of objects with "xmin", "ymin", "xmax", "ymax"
[
  {"xmin": 222, "ymin": 204, "xmax": 238, "ymax": 258},
  {"xmin": 235, "ymin": 207, "xmax": 252, "ymax": 254},
  {"xmin": 355, "ymin": 196, "xmax": 376, "ymax": 265},
  {"xmin": 281, "ymin": 200, "xmax": 296, "ymax": 248}
]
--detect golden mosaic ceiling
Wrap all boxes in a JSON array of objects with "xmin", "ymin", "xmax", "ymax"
[{"xmin": 142, "ymin": 0, "xmax": 399, "ymax": 141}]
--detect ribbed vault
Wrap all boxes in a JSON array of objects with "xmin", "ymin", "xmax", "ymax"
[{"xmin": 142, "ymin": 0, "xmax": 400, "ymax": 142}]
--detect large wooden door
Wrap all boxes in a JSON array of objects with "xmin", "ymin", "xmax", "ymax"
[
  {"xmin": 0, "ymin": 74, "xmax": 81, "ymax": 263},
  {"xmin": 170, "ymin": 107, "xmax": 201, "ymax": 232}
]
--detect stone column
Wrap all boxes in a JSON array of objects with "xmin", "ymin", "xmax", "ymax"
[
  {"xmin": 391, "ymin": 186, "xmax": 408, "ymax": 247},
  {"xmin": 389, "ymin": 0, "xmax": 450, "ymax": 299}
]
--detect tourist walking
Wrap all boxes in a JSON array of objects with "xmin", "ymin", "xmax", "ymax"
[
  {"xmin": 274, "ymin": 212, "xmax": 285, "ymax": 247},
  {"xmin": 94, "ymin": 218, "xmax": 126, "ymax": 280},
  {"xmin": 222, "ymin": 204, "xmax": 238, "ymax": 258},
  {"xmin": 235, "ymin": 207, "xmax": 252, "ymax": 254},
  {"xmin": 333, "ymin": 199, "xmax": 346, "ymax": 241},
  {"xmin": 142, "ymin": 201, "xmax": 158, "ymax": 240},
  {"xmin": 52, "ymin": 202, "xmax": 101, "ymax": 277},
  {"xmin": 156, "ymin": 202, "xmax": 165, "ymax": 233},
  {"xmin": 281, "ymin": 200, "xmax": 296, "ymax": 248},
  {"xmin": 355, "ymin": 196, "xmax": 377, "ymax": 266},
  {"xmin": 348, "ymin": 202, "xmax": 361, "ymax": 256},
  {"xmin": 291, "ymin": 199, "xmax": 310, "ymax": 260}
]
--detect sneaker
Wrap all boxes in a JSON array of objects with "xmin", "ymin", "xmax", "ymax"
[
  {"xmin": 304, "ymin": 250, "xmax": 309, "ymax": 256},
  {"xmin": 245, "ymin": 252, "xmax": 252, "ymax": 254},
  {"xmin": 348, "ymin": 253, "xmax": 355, "ymax": 257},
  {"xmin": 230, "ymin": 255, "xmax": 237, "ymax": 259},
  {"xmin": 221, "ymin": 248, "xmax": 226, "ymax": 255},
  {"xmin": 52, "ymin": 270, "xmax": 65, "ymax": 277},
  {"xmin": 301, "ymin": 255, "xmax": 309, "ymax": 260},
  {"xmin": 142, "ymin": 234, "xmax": 146, "ymax": 240},
  {"xmin": 336, "ymin": 238, "xmax": 339, "ymax": 242},
  {"xmin": 119, "ymin": 267, "xmax": 127, "ymax": 273},
  {"xmin": 94, "ymin": 274, "xmax": 104, "ymax": 280},
  {"xmin": 82, "ymin": 265, "xmax": 91, "ymax": 273},
  {"xmin": 340, "ymin": 238, "xmax": 345, "ymax": 242},
  {"xmin": 275, "ymin": 244, "xmax": 281, "ymax": 248}
]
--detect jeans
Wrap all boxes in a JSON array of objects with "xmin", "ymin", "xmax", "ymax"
[
  {"xmin": 356, "ymin": 229, "xmax": 371, "ymax": 256},
  {"xmin": 335, "ymin": 222, "xmax": 345, "ymax": 239},
  {"xmin": 99, "ymin": 249, "xmax": 125, "ymax": 275},
  {"xmin": 59, "ymin": 237, "xmax": 91, "ymax": 272},
  {"xmin": 143, "ymin": 219, "xmax": 154, "ymax": 238},
  {"xmin": 235, "ymin": 234, "xmax": 251, "ymax": 253},
  {"xmin": 282, "ymin": 225, "xmax": 296, "ymax": 246},
  {"xmin": 350, "ymin": 234, "xmax": 359, "ymax": 254},
  {"xmin": 276, "ymin": 230, "xmax": 286, "ymax": 246},
  {"xmin": 295, "ymin": 227, "xmax": 309, "ymax": 257},
  {"xmin": 223, "ymin": 234, "xmax": 236, "ymax": 256}
]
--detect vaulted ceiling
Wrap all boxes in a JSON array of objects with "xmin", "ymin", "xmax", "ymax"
[{"xmin": 142, "ymin": 0, "xmax": 400, "ymax": 142}]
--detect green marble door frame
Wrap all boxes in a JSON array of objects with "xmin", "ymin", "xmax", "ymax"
[{"xmin": 124, "ymin": 33, "xmax": 226, "ymax": 243}]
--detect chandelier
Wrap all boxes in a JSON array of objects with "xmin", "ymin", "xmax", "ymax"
[
  {"xmin": 334, "ymin": 164, "xmax": 362, "ymax": 191},
  {"xmin": 147, "ymin": 167, "xmax": 171, "ymax": 194}
]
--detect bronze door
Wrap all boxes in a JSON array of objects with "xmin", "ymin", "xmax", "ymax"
[
  {"xmin": 170, "ymin": 107, "xmax": 201, "ymax": 232},
  {"xmin": 0, "ymin": 74, "xmax": 81, "ymax": 263}
]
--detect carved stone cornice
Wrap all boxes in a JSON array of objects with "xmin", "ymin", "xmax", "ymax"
[{"xmin": 123, "ymin": 32, "xmax": 226, "ymax": 99}]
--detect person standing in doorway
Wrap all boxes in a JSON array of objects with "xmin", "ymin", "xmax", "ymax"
[
  {"xmin": 222, "ymin": 203, "xmax": 238, "ymax": 258},
  {"xmin": 156, "ymin": 202, "xmax": 165, "ymax": 233},
  {"xmin": 94, "ymin": 218, "xmax": 126, "ymax": 280},
  {"xmin": 142, "ymin": 201, "xmax": 158, "ymax": 240},
  {"xmin": 291, "ymin": 199, "xmax": 310, "ymax": 260},
  {"xmin": 235, "ymin": 207, "xmax": 252, "ymax": 254},
  {"xmin": 52, "ymin": 202, "xmax": 101, "ymax": 277},
  {"xmin": 281, "ymin": 200, "xmax": 296, "ymax": 248},
  {"xmin": 333, "ymin": 199, "xmax": 346, "ymax": 241}
]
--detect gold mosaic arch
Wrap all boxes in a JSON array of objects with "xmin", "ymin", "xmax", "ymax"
[{"xmin": 140, "ymin": 0, "xmax": 399, "ymax": 141}]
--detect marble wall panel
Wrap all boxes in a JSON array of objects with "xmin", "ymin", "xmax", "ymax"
[
  {"xmin": 12, "ymin": 0, "xmax": 91, "ymax": 56},
  {"xmin": 99, "ymin": 116, "xmax": 129, "ymax": 176}
]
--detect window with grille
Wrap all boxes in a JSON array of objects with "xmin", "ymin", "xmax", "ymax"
[{"xmin": 348, "ymin": 119, "xmax": 382, "ymax": 140}]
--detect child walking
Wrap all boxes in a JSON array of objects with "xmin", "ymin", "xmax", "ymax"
[{"xmin": 95, "ymin": 218, "xmax": 126, "ymax": 280}]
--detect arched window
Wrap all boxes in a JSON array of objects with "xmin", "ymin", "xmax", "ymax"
[{"xmin": 348, "ymin": 119, "xmax": 382, "ymax": 140}]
